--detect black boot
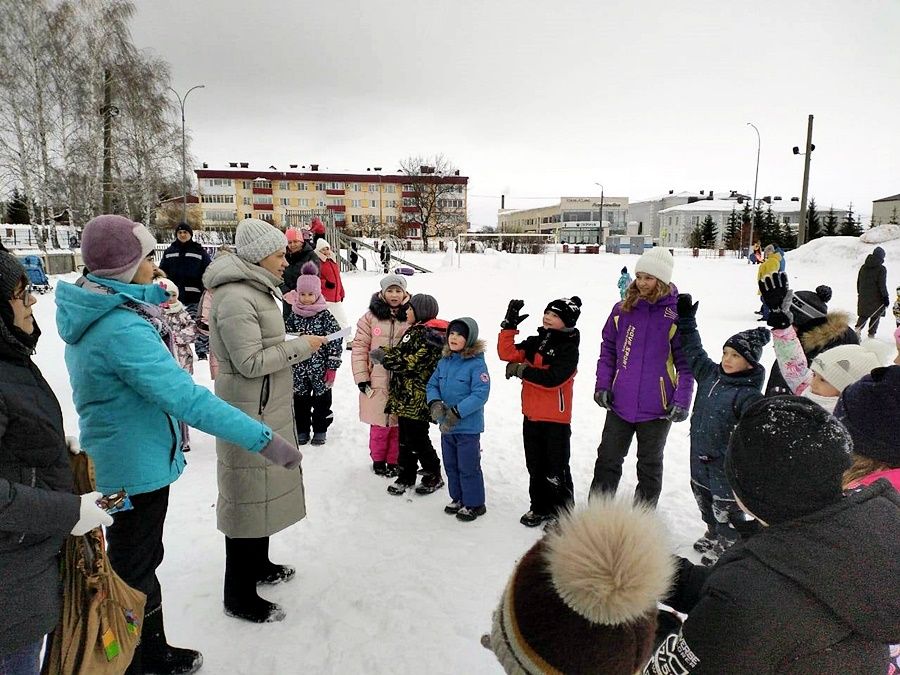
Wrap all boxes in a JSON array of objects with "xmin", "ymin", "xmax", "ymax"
[
  {"xmin": 140, "ymin": 605, "xmax": 203, "ymax": 675},
  {"xmin": 255, "ymin": 536, "xmax": 296, "ymax": 586},
  {"xmin": 224, "ymin": 537, "xmax": 286, "ymax": 623}
]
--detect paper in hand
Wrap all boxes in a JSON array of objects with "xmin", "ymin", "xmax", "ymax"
[{"xmin": 324, "ymin": 326, "xmax": 351, "ymax": 342}]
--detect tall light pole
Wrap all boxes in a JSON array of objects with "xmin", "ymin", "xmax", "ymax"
[
  {"xmin": 167, "ymin": 84, "xmax": 205, "ymax": 223},
  {"xmin": 746, "ymin": 123, "xmax": 760, "ymax": 251},
  {"xmin": 594, "ymin": 182, "xmax": 605, "ymax": 241},
  {"xmin": 793, "ymin": 115, "xmax": 815, "ymax": 246}
]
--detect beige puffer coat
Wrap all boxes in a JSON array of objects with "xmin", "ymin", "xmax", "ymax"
[
  {"xmin": 351, "ymin": 292, "xmax": 414, "ymax": 426},
  {"xmin": 204, "ymin": 254, "xmax": 313, "ymax": 538}
]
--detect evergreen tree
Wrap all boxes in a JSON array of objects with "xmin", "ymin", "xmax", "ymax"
[
  {"xmin": 889, "ymin": 207, "xmax": 899, "ymax": 225},
  {"xmin": 781, "ymin": 221, "xmax": 797, "ymax": 250},
  {"xmin": 725, "ymin": 208, "xmax": 741, "ymax": 250},
  {"xmin": 823, "ymin": 208, "xmax": 839, "ymax": 236},
  {"xmin": 758, "ymin": 205, "xmax": 781, "ymax": 247},
  {"xmin": 6, "ymin": 189, "xmax": 30, "ymax": 223},
  {"xmin": 741, "ymin": 202, "xmax": 753, "ymax": 249},
  {"xmin": 689, "ymin": 224, "xmax": 703, "ymax": 249},
  {"xmin": 806, "ymin": 197, "xmax": 822, "ymax": 240},
  {"xmin": 700, "ymin": 214, "xmax": 718, "ymax": 248},
  {"xmin": 839, "ymin": 203, "xmax": 863, "ymax": 237}
]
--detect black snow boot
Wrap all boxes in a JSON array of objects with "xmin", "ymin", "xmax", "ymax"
[
  {"xmin": 224, "ymin": 536, "xmax": 286, "ymax": 624},
  {"xmin": 140, "ymin": 605, "xmax": 203, "ymax": 675}
]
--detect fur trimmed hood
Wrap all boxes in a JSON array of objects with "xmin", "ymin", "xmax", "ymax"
[
  {"xmin": 799, "ymin": 311, "xmax": 858, "ymax": 353},
  {"xmin": 368, "ymin": 291, "xmax": 411, "ymax": 322},
  {"xmin": 442, "ymin": 338, "xmax": 486, "ymax": 358}
]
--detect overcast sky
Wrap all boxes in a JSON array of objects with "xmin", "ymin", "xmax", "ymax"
[{"xmin": 131, "ymin": 0, "xmax": 900, "ymax": 228}]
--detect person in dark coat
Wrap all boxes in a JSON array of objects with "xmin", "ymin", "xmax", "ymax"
[
  {"xmin": 764, "ymin": 283, "xmax": 858, "ymax": 396},
  {"xmin": 379, "ymin": 240, "xmax": 391, "ymax": 273},
  {"xmin": 280, "ymin": 228, "xmax": 318, "ymax": 320},
  {"xmin": 159, "ymin": 222, "xmax": 212, "ymax": 358},
  {"xmin": 644, "ymin": 396, "xmax": 900, "ymax": 675},
  {"xmin": 349, "ymin": 241, "xmax": 359, "ymax": 268},
  {"xmin": 0, "ymin": 252, "xmax": 111, "ymax": 674},
  {"xmin": 675, "ymin": 294, "xmax": 768, "ymax": 565},
  {"xmin": 855, "ymin": 246, "xmax": 890, "ymax": 338}
]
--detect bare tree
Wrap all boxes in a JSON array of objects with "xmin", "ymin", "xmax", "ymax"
[{"xmin": 398, "ymin": 154, "xmax": 467, "ymax": 250}]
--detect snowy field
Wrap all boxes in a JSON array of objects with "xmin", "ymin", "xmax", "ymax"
[{"xmin": 32, "ymin": 237, "xmax": 898, "ymax": 674}]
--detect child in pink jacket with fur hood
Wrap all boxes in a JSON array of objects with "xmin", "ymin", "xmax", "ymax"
[{"xmin": 351, "ymin": 274, "xmax": 415, "ymax": 476}]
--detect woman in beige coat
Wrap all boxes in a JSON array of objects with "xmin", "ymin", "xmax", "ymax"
[
  {"xmin": 351, "ymin": 274, "xmax": 414, "ymax": 476},
  {"xmin": 204, "ymin": 218, "xmax": 325, "ymax": 624}
]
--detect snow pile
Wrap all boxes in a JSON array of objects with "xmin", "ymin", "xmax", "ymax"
[
  {"xmin": 861, "ymin": 222, "xmax": 900, "ymax": 244},
  {"xmin": 785, "ymin": 235, "xmax": 900, "ymax": 267}
]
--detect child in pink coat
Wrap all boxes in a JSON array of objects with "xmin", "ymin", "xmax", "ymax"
[{"xmin": 351, "ymin": 274, "xmax": 414, "ymax": 476}]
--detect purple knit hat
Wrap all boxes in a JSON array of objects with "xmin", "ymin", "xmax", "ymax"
[
  {"xmin": 295, "ymin": 262, "xmax": 321, "ymax": 295},
  {"xmin": 82, "ymin": 215, "xmax": 157, "ymax": 283}
]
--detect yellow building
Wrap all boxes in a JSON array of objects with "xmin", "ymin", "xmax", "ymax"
[{"xmin": 195, "ymin": 164, "xmax": 468, "ymax": 237}]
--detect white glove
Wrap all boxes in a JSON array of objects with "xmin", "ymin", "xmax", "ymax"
[
  {"xmin": 66, "ymin": 435, "xmax": 82, "ymax": 455},
  {"xmin": 71, "ymin": 491, "xmax": 114, "ymax": 536}
]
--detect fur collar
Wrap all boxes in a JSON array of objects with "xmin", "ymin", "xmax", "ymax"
[
  {"xmin": 799, "ymin": 311, "xmax": 855, "ymax": 352},
  {"xmin": 442, "ymin": 338, "xmax": 486, "ymax": 358},
  {"xmin": 368, "ymin": 291, "xmax": 411, "ymax": 322}
]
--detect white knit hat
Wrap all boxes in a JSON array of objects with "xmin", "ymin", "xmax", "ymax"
[
  {"xmin": 234, "ymin": 218, "xmax": 287, "ymax": 264},
  {"xmin": 634, "ymin": 247, "xmax": 674, "ymax": 285},
  {"xmin": 810, "ymin": 344, "xmax": 883, "ymax": 393},
  {"xmin": 315, "ymin": 238, "xmax": 332, "ymax": 252}
]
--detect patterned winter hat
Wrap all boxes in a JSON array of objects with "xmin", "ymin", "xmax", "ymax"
[
  {"xmin": 634, "ymin": 247, "xmax": 674, "ymax": 285},
  {"xmin": 82, "ymin": 215, "xmax": 158, "ymax": 283},
  {"xmin": 726, "ymin": 396, "xmax": 851, "ymax": 524},
  {"xmin": 834, "ymin": 366, "xmax": 900, "ymax": 466},
  {"xmin": 409, "ymin": 294, "xmax": 439, "ymax": 323},
  {"xmin": 448, "ymin": 317, "xmax": 479, "ymax": 348},
  {"xmin": 156, "ymin": 278, "xmax": 184, "ymax": 314},
  {"xmin": 724, "ymin": 327, "xmax": 771, "ymax": 366},
  {"xmin": 295, "ymin": 261, "xmax": 322, "ymax": 295},
  {"xmin": 544, "ymin": 296, "xmax": 582, "ymax": 328},
  {"xmin": 482, "ymin": 496, "xmax": 674, "ymax": 674},
  {"xmin": 790, "ymin": 285, "xmax": 832, "ymax": 329},
  {"xmin": 810, "ymin": 344, "xmax": 882, "ymax": 394},
  {"xmin": 234, "ymin": 218, "xmax": 287, "ymax": 264}
]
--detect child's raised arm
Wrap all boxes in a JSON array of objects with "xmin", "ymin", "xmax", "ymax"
[{"xmin": 675, "ymin": 293, "xmax": 717, "ymax": 383}]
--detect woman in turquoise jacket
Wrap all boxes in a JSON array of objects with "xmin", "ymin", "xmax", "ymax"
[{"xmin": 56, "ymin": 215, "xmax": 300, "ymax": 675}]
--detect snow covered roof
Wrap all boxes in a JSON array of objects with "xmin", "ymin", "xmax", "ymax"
[
  {"xmin": 632, "ymin": 191, "xmax": 704, "ymax": 203},
  {"xmin": 873, "ymin": 193, "xmax": 900, "ymax": 203},
  {"xmin": 657, "ymin": 198, "xmax": 844, "ymax": 215}
]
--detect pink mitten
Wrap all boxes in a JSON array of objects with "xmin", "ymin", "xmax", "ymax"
[{"xmin": 324, "ymin": 369, "xmax": 337, "ymax": 389}]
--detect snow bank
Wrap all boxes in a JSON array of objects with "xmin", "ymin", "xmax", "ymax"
[{"xmin": 861, "ymin": 222, "xmax": 900, "ymax": 244}]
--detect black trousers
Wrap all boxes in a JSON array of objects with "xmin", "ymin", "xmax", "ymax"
[
  {"xmin": 106, "ymin": 486, "xmax": 169, "ymax": 612},
  {"xmin": 293, "ymin": 390, "xmax": 333, "ymax": 435},
  {"xmin": 855, "ymin": 311, "xmax": 882, "ymax": 337},
  {"xmin": 590, "ymin": 410, "xmax": 672, "ymax": 506},
  {"xmin": 397, "ymin": 416, "xmax": 441, "ymax": 484},
  {"xmin": 224, "ymin": 536, "xmax": 269, "ymax": 603},
  {"xmin": 522, "ymin": 418, "xmax": 574, "ymax": 516}
]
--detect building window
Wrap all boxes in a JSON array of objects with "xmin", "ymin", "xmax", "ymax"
[
  {"xmin": 242, "ymin": 197, "xmax": 251, "ymax": 206},
  {"xmin": 253, "ymin": 180, "xmax": 272, "ymax": 189},
  {"xmin": 402, "ymin": 197, "xmax": 416, "ymax": 207},
  {"xmin": 326, "ymin": 182, "xmax": 343, "ymax": 190},
  {"xmin": 298, "ymin": 199, "xmax": 309, "ymax": 207},
  {"xmin": 244, "ymin": 213, "xmax": 251, "ymax": 219},
  {"xmin": 386, "ymin": 215, "xmax": 396, "ymax": 224},
  {"xmin": 257, "ymin": 212, "xmax": 274, "ymax": 223},
  {"xmin": 280, "ymin": 198, "xmax": 290, "ymax": 206},
  {"xmin": 403, "ymin": 184, "xmax": 414, "ymax": 192},
  {"xmin": 203, "ymin": 178, "xmax": 232, "ymax": 187},
  {"xmin": 203, "ymin": 210, "xmax": 237, "ymax": 222},
  {"xmin": 201, "ymin": 194, "xmax": 234, "ymax": 204},
  {"xmin": 351, "ymin": 183, "xmax": 361, "ymax": 192},
  {"xmin": 385, "ymin": 199, "xmax": 397, "ymax": 208},
  {"xmin": 330, "ymin": 198, "xmax": 343, "ymax": 206},
  {"xmin": 242, "ymin": 181, "xmax": 252, "ymax": 190},
  {"xmin": 254, "ymin": 195, "xmax": 273, "ymax": 205},
  {"xmin": 315, "ymin": 182, "xmax": 327, "ymax": 191},
  {"xmin": 316, "ymin": 199, "xmax": 326, "ymax": 207},
  {"xmin": 385, "ymin": 185, "xmax": 395, "ymax": 193},
  {"xmin": 368, "ymin": 184, "xmax": 378, "ymax": 192},
  {"xmin": 296, "ymin": 182, "xmax": 306, "ymax": 191},
  {"xmin": 367, "ymin": 200, "xmax": 377, "ymax": 208},
  {"xmin": 351, "ymin": 199, "xmax": 361, "ymax": 208},
  {"xmin": 278, "ymin": 181, "xmax": 288, "ymax": 190},
  {"xmin": 351, "ymin": 215, "xmax": 362, "ymax": 223}
]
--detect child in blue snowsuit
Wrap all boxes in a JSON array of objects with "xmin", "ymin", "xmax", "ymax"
[
  {"xmin": 676, "ymin": 294, "xmax": 769, "ymax": 565},
  {"xmin": 426, "ymin": 317, "xmax": 491, "ymax": 522},
  {"xmin": 617, "ymin": 266, "xmax": 632, "ymax": 300}
]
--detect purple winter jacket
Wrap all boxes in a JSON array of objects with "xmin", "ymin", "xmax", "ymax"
[{"xmin": 595, "ymin": 286, "xmax": 694, "ymax": 423}]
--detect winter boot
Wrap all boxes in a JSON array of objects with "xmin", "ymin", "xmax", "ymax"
[
  {"xmin": 693, "ymin": 531, "xmax": 716, "ymax": 554},
  {"xmin": 456, "ymin": 505, "xmax": 487, "ymax": 522},
  {"xmin": 387, "ymin": 479, "xmax": 414, "ymax": 495},
  {"xmin": 224, "ymin": 596, "xmax": 286, "ymax": 623},
  {"xmin": 519, "ymin": 510, "xmax": 554, "ymax": 528},
  {"xmin": 384, "ymin": 464, "xmax": 400, "ymax": 478},
  {"xmin": 444, "ymin": 500, "xmax": 462, "ymax": 514},
  {"xmin": 224, "ymin": 537, "xmax": 286, "ymax": 624},
  {"xmin": 310, "ymin": 432, "xmax": 327, "ymax": 446},
  {"xmin": 140, "ymin": 605, "xmax": 203, "ymax": 675},
  {"xmin": 372, "ymin": 461, "xmax": 387, "ymax": 476},
  {"xmin": 414, "ymin": 472, "xmax": 445, "ymax": 495},
  {"xmin": 297, "ymin": 432, "xmax": 310, "ymax": 446},
  {"xmin": 257, "ymin": 564, "xmax": 296, "ymax": 586}
]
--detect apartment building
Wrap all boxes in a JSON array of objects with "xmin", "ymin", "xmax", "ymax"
[{"xmin": 194, "ymin": 164, "xmax": 468, "ymax": 236}]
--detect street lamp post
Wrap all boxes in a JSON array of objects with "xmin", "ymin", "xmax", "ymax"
[
  {"xmin": 793, "ymin": 115, "xmax": 815, "ymax": 246},
  {"xmin": 746, "ymin": 123, "xmax": 760, "ymax": 252},
  {"xmin": 594, "ymin": 182, "xmax": 605, "ymax": 242},
  {"xmin": 167, "ymin": 84, "xmax": 205, "ymax": 223}
]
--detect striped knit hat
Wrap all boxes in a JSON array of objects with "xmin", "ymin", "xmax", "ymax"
[{"xmin": 482, "ymin": 497, "xmax": 675, "ymax": 674}]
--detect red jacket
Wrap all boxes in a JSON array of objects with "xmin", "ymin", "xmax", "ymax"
[
  {"xmin": 319, "ymin": 257, "xmax": 344, "ymax": 302},
  {"xmin": 497, "ymin": 328, "xmax": 578, "ymax": 424}
]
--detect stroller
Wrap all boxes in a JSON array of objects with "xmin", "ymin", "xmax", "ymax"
[{"xmin": 18, "ymin": 254, "xmax": 52, "ymax": 294}]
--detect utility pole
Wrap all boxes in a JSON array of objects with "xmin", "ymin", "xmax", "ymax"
[
  {"xmin": 102, "ymin": 69, "xmax": 113, "ymax": 213},
  {"xmin": 747, "ymin": 123, "xmax": 760, "ymax": 251},
  {"xmin": 797, "ymin": 115, "xmax": 815, "ymax": 246}
]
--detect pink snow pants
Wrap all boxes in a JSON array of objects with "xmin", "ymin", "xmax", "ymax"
[{"xmin": 369, "ymin": 425, "xmax": 400, "ymax": 464}]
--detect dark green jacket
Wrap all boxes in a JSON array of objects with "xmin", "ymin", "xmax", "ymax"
[{"xmin": 383, "ymin": 320, "xmax": 447, "ymax": 421}]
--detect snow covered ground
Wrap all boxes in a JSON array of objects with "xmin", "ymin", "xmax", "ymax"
[{"xmin": 32, "ymin": 238, "xmax": 898, "ymax": 674}]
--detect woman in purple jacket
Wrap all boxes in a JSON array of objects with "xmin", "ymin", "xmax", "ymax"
[{"xmin": 590, "ymin": 247, "xmax": 694, "ymax": 506}]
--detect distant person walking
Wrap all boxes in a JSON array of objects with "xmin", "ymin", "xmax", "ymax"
[
  {"xmin": 855, "ymin": 246, "xmax": 889, "ymax": 338},
  {"xmin": 379, "ymin": 240, "xmax": 391, "ymax": 274},
  {"xmin": 159, "ymin": 222, "xmax": 212, "ymax": 360}
]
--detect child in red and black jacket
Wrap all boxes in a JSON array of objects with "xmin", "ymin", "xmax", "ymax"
[{"xmin": 498, "ymin": 296, "xmax": 581, "ymax": 528}]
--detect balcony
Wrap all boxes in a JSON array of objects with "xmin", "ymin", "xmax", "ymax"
[
  {"xmin": 326, "ymin": 189, "xmax": 345, "ymax": 196},
  {"xmin": 401, "ymin": 206, "xmax": 419, "ymax": 213},
  {"xmin": 326, "ymin": 204, "xmax": 346, "ymax": 212},
  {"xmin": 252, "ymin": 187, "xmax": 273, "ymax": 195},
  {"xmin": 253, "ymin": 203, "xmax": 273, "ymax": 211},
  {"xmin": 401, "ymin": 191, "xmax": 416, "ymax": 198}
]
